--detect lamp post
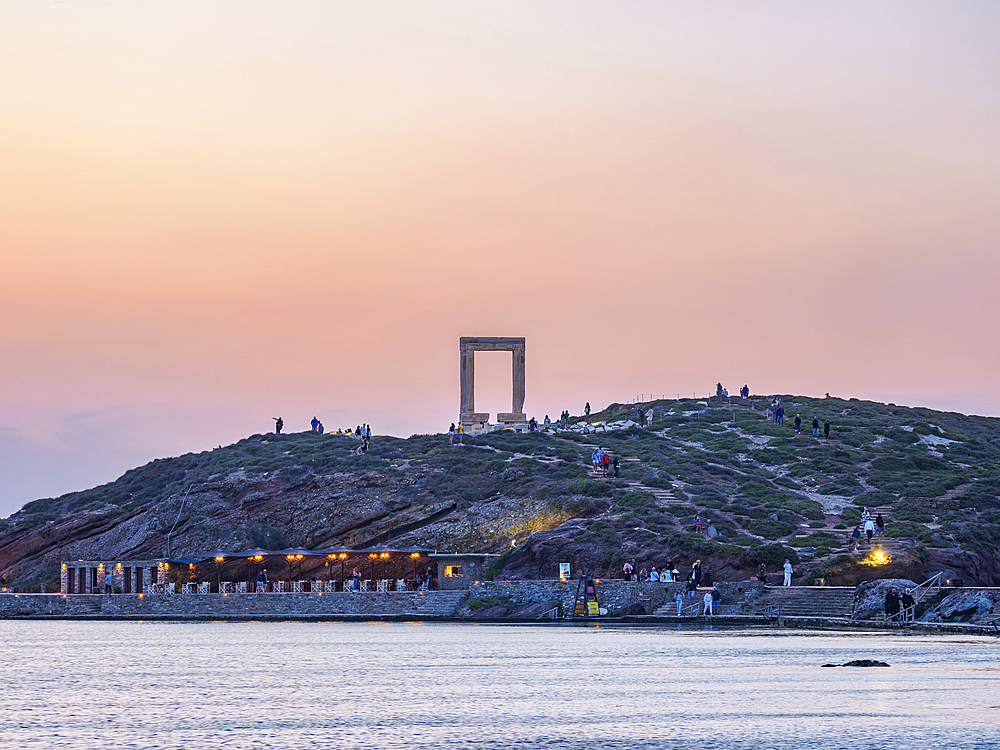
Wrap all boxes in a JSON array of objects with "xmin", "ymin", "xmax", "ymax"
[
  {"xmin": 380, "ymin": 551, "xmax": 390, "ymax": 580},
  {"xmin": 368, "ymin": 553, "xmax": 376, "ymax": 583},
  {"xmin": 214, "ymin": 556, "xmax": 224, "ymax": 593},
  {"xmin": 339, "ymin": 553, "xmax": 348, "ymax": 589},
  {"xmin": 410, "ymin": 553, "xmax": 420, "ymax": 583}
]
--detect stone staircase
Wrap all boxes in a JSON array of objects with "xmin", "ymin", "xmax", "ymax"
[
  {"xmin": 411, "ymin": 591, "xmax": 467, "ymax": 618},
  {"xmin": 756, "ymin": 586, "xmax": 856, "ymax": 618},
  {"xmin": 74, "ymin": 596, "xmax": 104, "ymax": 614},
  {"xmin": 579, "ymin": 444, "xmax": 684, "ymax": 506}
]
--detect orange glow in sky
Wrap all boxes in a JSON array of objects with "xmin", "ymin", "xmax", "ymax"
[{"xmin": 2, "ymin": 2, "xmax": 999, "ymax": 514}]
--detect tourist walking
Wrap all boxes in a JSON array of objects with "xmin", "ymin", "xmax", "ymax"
[
  {"xmin": 646, "ymin": 409, "xmax": 653, "ymax": 427},
  {"xmin": 824, "ymin": 419, "xmax": 831, "ymax": 439},
  {"xmin": 812, "ymin": 417, "xmax": 820, "ymax": 437},
  {"xmin": 686, "ymin": 576, "xmax": 698, "ymax": 603},
  {"xmin": 757, "ymin": 563, "xmax": 766, "ymax": 583},
  {"xmin": 675, "ymin": 588, "xmax": 685, "ymax": 615},
  {"xmin": 693, "ymin": 560, "xmax": 703, "ymax": 587},
  {"xmin": 703, "ymin": 590, "xmax": 714, "ymax": 615},
  {"xmin": 875, "ymin": 513, "xmax": 885, "ymax": 540},
  {"xmin": 852, "ymin": 525, "xmax": 862, "ymax": 551},
  {"xmin": 584, "ymin": 402, "xmax": 591, "ymax": 417},
  {"xmin": 783, "ymin": 559, "xmax": 793, "ymax": 586},
  {"xmin": 273, "ymin": 416, "xmax": 283, "ymax": 434},
  {"xmin": 864, "ymin": 517, "xmax": 875, "ymax": 544},
  {"xmin": 741, "ymin": 385, "xmax": 749, "ymax": 399},
  {"xmin": 612, "ymin": 455, "xmax": 620, "ymax": 479},
  {"xmin": 776, "ymin": 405, "xmax": 785, "ymax": 425},
  {"xmin": 794, "ymin": 414, "xmax": 802, "ymax": 434},
  {"xmin": 311, "ymin": 416, "xmax": 319, "ymax": 432}
]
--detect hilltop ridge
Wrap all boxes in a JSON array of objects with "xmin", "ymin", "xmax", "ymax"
[{"xmin": 2, "ymin": 394, "xmax": 999, "ymax": 589}]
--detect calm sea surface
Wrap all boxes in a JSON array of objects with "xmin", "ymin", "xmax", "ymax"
[{"xmin": 1, "ymin": 621, "xmax": 997, "ymax": 749}]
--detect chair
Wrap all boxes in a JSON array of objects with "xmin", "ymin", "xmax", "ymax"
[
  {"xmin": 396, "ymin": 579, "xmax": 407, "ymax": 592},
  {"xmin": 273, "ymin": 580, "xmax": 285, "ymax": 593},
  {"xmin": 197, "ymin": 582, "xmax": 210, "ymax": 594},
  {"xmin": 256, "ymin": 583, "xmax": 267, "ymax": 593},
  {"xmin": 325, "ymin": 581, "xmax": 337, "ymax": 593},
  {"xmin": 219, "ymin": 582, "xmax": 233, "ymax": 594},
  {"xmin": 359, "ymin": 580, "xmax": 370, "ymax": 592},
  {"xmin": 235, "ymin": 581, "xmax": 247, "ymax": 594},
  {"xmin": 292, "ymin": 581, "xmax": 303, "ymax": 593},
  {"xmin": 376, "ymin": 579, "xmax": 388, "ymax": 593},
  {"xmin": 182, "ymin": 583, "xmax": 196, "ymax": 594}
]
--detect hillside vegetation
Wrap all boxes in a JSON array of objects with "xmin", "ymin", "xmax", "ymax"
[{"xmin": 1, "ymin": 395, "xmax": 998, "ymax": 590}]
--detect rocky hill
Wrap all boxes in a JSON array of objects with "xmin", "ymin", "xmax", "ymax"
[{"xmin": 2, "ymin": 395, "xmax": 999, "ymax": 590}]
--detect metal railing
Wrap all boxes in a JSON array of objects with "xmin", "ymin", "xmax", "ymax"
[
  {"xmin": 757, "ymin": 604, "xmax": 780, "ymax": 620},
  {"xmin": 538, "ymin": 606, "xmax": 560, "ymax": 620}
]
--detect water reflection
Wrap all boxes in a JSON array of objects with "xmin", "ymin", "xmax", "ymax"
[{"xmin": 0, "ymin": 622, "xmax": 997, "ymax": 749}]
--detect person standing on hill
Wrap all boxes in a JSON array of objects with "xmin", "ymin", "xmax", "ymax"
[
  {"xmin": 741, "ymin": 385, "xmax": 749, "ymax": 399},
  {"xmin": 693, "ymin": 560, "xmax": 703, "ymax": 587},
  {"xmin": 584, "ymin": 402, "xmax": 591, "ymax": 417},
  {"xmin": 273, "ymin": 417, "xmax": 283, "ymax": 434},
  {"xmin": 757, "ymin": 563, "xmax": 767, "ymax": 583},
  {"xmin": 675, "ymin": 588, "xmax": 685, "ymax": 615},
  {"xmin": 812, "ymin": 417, "xmax": 820, "ymax": 437},
  {"xmin": 686, "ymin": 576, "xmax": 698, "ymax": 603},
  {"xmin": 311, "ymin": 416, "xmax": 319, "ymax": 432},
  {"xmin": 783, "ymin": 559, "xmax": 793, "ymax": 586},
  {"xmin": 456, "ymin": 423, "xmax": 464, "ymax": 445},
  {"xmin": 449, "ymin": 423, "xmax": 456, "ymax": 445},
  {"xmin": 875, "ymin": 513, "xmax": 885, "ymax": 540},
  {"xmin": 776, "ymin": 405, "xmax": 785, "ymax": 425},
  {"xmin": 864, "ymin": 517, "xmax": 875, "ymax": 544},
  {"xmin": 794, "ymin": 415, "xmax": 802, "ymax": 434},
  {"xmin": 646, "ymin": 409, "xmax": 654, "ymax": 427},
  {"xmin": 824, "ymin": 419, "xmax": 831, "ymax": 439},
  {"xmin": 612, "ymin": 455, "xmax": 620, "ymax": 479}
]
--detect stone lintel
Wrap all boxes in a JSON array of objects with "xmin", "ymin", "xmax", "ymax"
[{"xmin": 497, "ymin": 412, "xmax": 527, "ymax": 423}]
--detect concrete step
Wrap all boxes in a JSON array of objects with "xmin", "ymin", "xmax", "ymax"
[
  {"xmin": 412, "ymin": 591, "xmax": 467, "ymax": 617},
  {"xmin": 758, "ymin": 587, "xmax": 855, "ymax": 618}
]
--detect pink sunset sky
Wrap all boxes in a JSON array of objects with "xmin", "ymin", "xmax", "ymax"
[{"xmin": 2, "ymin": 2, "xmax": 999, "ymax": 516}]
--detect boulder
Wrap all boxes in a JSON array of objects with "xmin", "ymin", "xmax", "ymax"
[
  {"xmin": 922, "ymin": 590, "xmax": 1000, "ymax": 623},
  {"xmin": 853, "ymin": 578, "xmax": 919, "ymax": 620}
]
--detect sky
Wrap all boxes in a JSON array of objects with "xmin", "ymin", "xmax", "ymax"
[{"xmin": 2, "ymin": 1, "xmax": 999, "ymax": 517}]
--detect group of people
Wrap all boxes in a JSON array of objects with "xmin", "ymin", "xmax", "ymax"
[
  {"xmin": 310, "ymin": 416, "xmax": 325, "ymax": 434},
  {"xmin": 448, "ymin": 423, "xmax": 465, "ymax": 445},
  {"xmin": 852, "ymin": 508, "xmax": 886, "ymax": 550},
  {"xmin": 591, "ymin": 447, "xmax": 620, "ymax": 478},
  {"xmin": 754, "ymin": 560, "xmax": 795, "ymax": 586},
  {"xmin": 353, "ymin": 424, "xmax": 372, "ymax": 454},
  {"xmin": 884, "ymin": 586, "xmax": 915, "ymax": 621},
  {"xmin": 624, "ymin": 558, "xmax": 722, "ymax": 615},
  {"xmin": 768, "ymin": 398, "xmax": 831, "ymax": 439}
]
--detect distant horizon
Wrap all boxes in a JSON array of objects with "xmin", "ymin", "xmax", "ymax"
[{"xmin": 3, "ymin": 2, "xmax": 998, "ymax": 517}]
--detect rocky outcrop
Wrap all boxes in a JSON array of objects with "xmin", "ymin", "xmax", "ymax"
[
  {"xmin": 853, "ymin": 578, "xmax": 919, "ymax": 620},
  {"xmin": 921, "ymin": 589, "xmax": 1000, "ymax": 623}
]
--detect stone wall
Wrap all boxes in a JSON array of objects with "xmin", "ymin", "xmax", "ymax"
[
  {"xmin": 1, "ymin": 591, "xmax": 455, "ymax": 619},
  {"xmin": 469, "ymin": 579, "xmax": 766, "ymax": 615}
]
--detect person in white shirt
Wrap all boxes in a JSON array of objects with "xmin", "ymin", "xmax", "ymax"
[
  {"xmin": 783, "ymin": 559, "xmax": 793, "ymax": 586},
  {"xmin": 649, "ymin": 568, "xmax": 660, "ymax": 582},
  {"xmin": 703, "ymin": 590, "xmax": 714, "ymax": 615}
]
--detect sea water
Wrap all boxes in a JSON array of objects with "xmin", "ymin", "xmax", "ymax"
[{"xmin": 0, "ymin": 621, "xmax": 997, "ymax": 749}]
